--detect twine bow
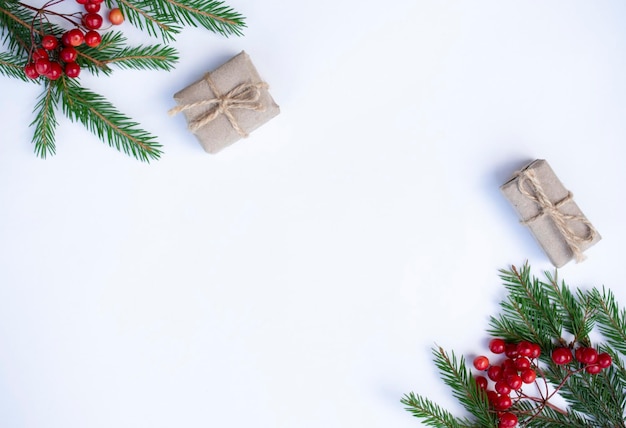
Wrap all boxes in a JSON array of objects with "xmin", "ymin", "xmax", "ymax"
[
  {"xmin": 516, "ymin": 168, "xmax": 596, "ymax": 263},
  {"xmin": 169, "ymin": 74, "xmax": 268, "ymax": 136}
]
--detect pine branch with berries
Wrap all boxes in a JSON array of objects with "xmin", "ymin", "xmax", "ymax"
[
  {"xmin": 402, "ymin": 263, "xmax": 626, "ymax": 427},
  {"xmin": 0, "ymin": 0, "xmax": 245, "ymax": 161}
]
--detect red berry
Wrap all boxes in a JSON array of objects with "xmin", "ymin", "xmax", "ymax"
[
  {"xmin": 83, "ymin": 12, "xmax": 103, "ymax": 30},
  {"xmin": 65, "ymin": 29, "xmax": 84, "ymax": 46},
  {"xmin": 487, "ymin": 365, "xmax": 503, "ymax": 382},
  {"xmin": 494, "ymin": 394, "xmax": 513, "ymax": 411},
  {"xmin": 475, "ymin": 375, "xmax": 488, "ymax": 390},
  {"xmin": 514, "ymin": 357, "xmax": 531, "ymax": 370},
  {"xmin": 504, "ymin": 343, "xmax": 519, "ymax": 359},
  {"xmin": 498, "ymin": 412, "xmax": 518, "ymax": 428},
  {"xmin": 551, "ymin": 347, "xmax": 573, "ymax": 365},
  {"xmin": 495, "ymin": 380, "xmax": 511, "ymax": 395},
  {"xmin": 473, "ymin": 355, "xmax": 490, "ymax": 371},
  {"xmin": 76, "ymin": 0, "xmax": 88, "ymax": 4},
  {"xmin": 41, "ymin": 35, "xmax": 58, "ymax": 50},
  {"xmin": 517, "ymin": 341, "xmax": 533, "ymax": 357},
  {"xmin": 84, "ymin": 30, "xmax": 101, "ymax": 47},
  {"xmin": 487, "ymin": 390, "xmax": 499, "ymax": 404},
  {"xmin": 586, "ymin": 364, "xmax": 602, "ymax": 375},
  {"xmin": 506, "ymin": 374, "xmax": 523, "ymax": 390},
  {"xmin": 64, "ymin": 62, "xmax": 81, "ymax": 78},
  {"xmin": 580, "ymin": 348, "xmax": 598, "ymax": 365},
  {"xmin": 24, "ymin": 63, "xmax": 39, "ymax": 78},
  {"xmin": 45, "ymin": 62, "xmax": 63, "ymax": 80},
  {"xmin": 60, "ymin": 46, "xmax": 78, "ymax": 63},
  {"xmin": 598, "ymin": 352, "xmax": 612, "ymax": 369},
  {"xmin": 84, "ymin": 2, "xmax": 101, "ymax": 12},
  {"xmin": 529, "ymin": 343, "xmax": 541, "ymax": 358},
  {"xmin": 108, "ymin": 8, "xmax": 124, "ymax": 25},
  {"xmin": 489, "ymin": 338, "xmax": 506, "ymax": 354},
  {"xmin": 32, "ymin": 48, "xmax": 48, "ymax": 61},
  {"xmin": 35, "ymin": 58, "xmax": 51, "ymax": 75},
  {"xmin": 521, "ymin": 368, "xmax": 537, "ymax": 384}
]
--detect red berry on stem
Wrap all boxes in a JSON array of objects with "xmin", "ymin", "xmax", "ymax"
[
  {"xmin": 586, "ymin": 364, "xmax": 602, "ymax": 375},
  {"xmin": 581, "ymin": 348, "xmax": 598, "ymax": 365},
  {"xmin": 35, "ymin": 58, "xmax": 51, "ymax": 75},
  {"xmin": 521, "ymin": 368, "xmax": 537, "ymax": 384},
  {"xmin": 65, "ymin": 29, "xmax": 84, "ymax": 46},
  {"xmin": 495, "ymin": 380, "xmax": 511, "ymax": 395},
  {"xmin": 529, "ymin": 343, "xmax": 541, "ymax": 358},
  {"xmin": 473, "ymin": 355, "xmax": 490, "ymax": 371},
  {"xmin": 32, "ymin": 48, "xmax": 48, "ymax": 61},
  {"xmin": 489, "ymin": 338, "xmax": 506, "ymax": 354},
  {"xmin": 83, "ymin": 12, "xmax": 103, "ymax": 30},
  {"xmin": 41, "ymin": 35, "xmax": 58, "ymax": 50},
  {"xmin": 504, "ymin": 343, "xmax": 519, "ymax": 359},
  {"xmin": 598, "ymin": 352, "xmax": 612, "ymax": 369},
  {"xmin": 494, "ymin": 394, "xmax": 513, "ymax": 411},
  {"xmin": 46, "ymin": 62, "xmax": 63, "ymax": 80},
  {"xmin": 84, "ymin": 30, "xmax": 102, "ymax": 47},
  {"xmin": 506, "ymin": 373, "xmax": 523, "ymax": 390},
  {"xmin": 84, "ymin": 2, "xmax": 101, "ymax": 13},
  {"xmin": 109, "ymin": 8, "xmax": 124, "ymax": 25},
  {"xmin": 60, "ymin": 46, "xmax": 78, "ymax": 63},
  {"xmin": 475, "ymin": 375, "xmax": 488, "ymax": 390},
  {"xmin": 24, "ymin": 63, "xmax": 39, "ymax": 79},
  {"xmin": 498, "ymin": 412, "xmax": 518, "ymax": 428},
  {"xmin": 552, "ymin": 347, "xmax": 573, "ymax": 365},
  {"xmin": 514, "ymin": 356, "xmax": 531, "ymax": 370},
  {"xmin": 65, "ymin": 62, "xmax": 81, "ymax": 78},
  {"xmin": 488, "ymin": 365, "xmax": 503, "ymax": 382},
  {"xmin": 517, "ymin": 341, "xmax": 533, "ymax": 357}
]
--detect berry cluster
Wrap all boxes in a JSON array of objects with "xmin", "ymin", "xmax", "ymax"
[
  {"xmin": 473, "ymin": 339, "xmax": 540, "ymax": 427},
  {"xmin": 23, "ymin": 0, "xmax": 125, "ymax": 80},
  {"xmin": 472, "ymin": 339, "xmax": 614, "ymax": 427},
  {"xmin": 552, "ymin": 346, "xmax": 612, "ymax": 374}
]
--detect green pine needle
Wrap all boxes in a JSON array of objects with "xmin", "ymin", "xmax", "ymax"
[
  {"xmin": 0, "ymin": 51, "xmax": 26, "ymax": 80},
  {"xmin": 403, "ymin": 263, "xmax": 626, "ymax": 428},
  {"xmin": 30, "ymin": 81, "xmax": 59, "ymax": 158},
  {"xmin": 59, "ymin": 77, "xmax": 162, "ymax": 162},
  {"xmin": 1, "ymin": 0, "xmax": 245, "ymax": 160}
]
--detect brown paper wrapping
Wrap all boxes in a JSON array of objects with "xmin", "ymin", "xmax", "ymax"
[
  {"xmin": 500, "ymin": 159, "xmax": 600, "ymax": 267},
  {"xmin": 171, "ymin": 51, "xmax": 280, "ymax": 154}
]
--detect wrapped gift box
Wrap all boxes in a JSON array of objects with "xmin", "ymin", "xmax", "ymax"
[
  {"xmin": 500, "ymin": 159, "xmax": 601, "ymax": 267},
  {"xmin": 170, "ymin": 51, "xmax": 280, "ymax": 154}
]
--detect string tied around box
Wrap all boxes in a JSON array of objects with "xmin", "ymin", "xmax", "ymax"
[
  {"xmin": 515, "ymin": 168, "xmax": 597, "ymax": 263},
  {"xmin": 169, "ymin": 74, "xmax": 268, "ymax": 136}
]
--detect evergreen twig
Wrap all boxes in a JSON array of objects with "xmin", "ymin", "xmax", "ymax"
[
  {"xmin": 0, "ymin": 0, "xmax": 245, "ymax": 161},
  {"xmin": 403, "ymin": 263, "xmax": 626, "ymax": 427}
]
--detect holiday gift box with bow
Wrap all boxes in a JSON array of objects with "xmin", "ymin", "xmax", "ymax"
[
  {"xmin": 500, "ymin": 159, "xmax": 601, "ymax": 267},
  {"xmin": 169, "ymin": 51, "xmax": 280, "ymax": 154}
]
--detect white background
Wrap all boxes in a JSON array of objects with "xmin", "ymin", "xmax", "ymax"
[{"xmin": 2, "ymin": 1, "xmax": 626, "ymax": 427}]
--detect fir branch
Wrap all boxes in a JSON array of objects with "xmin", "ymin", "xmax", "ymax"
[
  {"xmin": 103, "ymin": 43, "xmax": 178, "ymax": 71},
  {"xmin": 432, "ymin": 347, "xmax": 495, "ymax": 427},
  {"xmin": 544, "ymin": 271, "xmax": 596, "ymax": 345},
  {"xmin": 30, "ymin": 80, "xmax": 59, "ymax": 158},
  {"xmin": 0, "ymin": 50, "xmax": 26, "ymax": 79},
  {"xmin": 58, "ymin": 77, "xmax": 162, "ymax": 162},
  {"xmin": 488, "ymin": 265, "xmax": 563, "ymax": 350},
  {"xmin": 589, "ymin": 287, "xmax": 626, "ymax": 357},
  {"xmin": 157, "ymin": 0, "xmax": 245, "ymax": 36},
  {"xmin": 401, "ymin": 392, "xmax": 472, "ymax": 428},
  {"xmin": 112, "ymin": 0, "xmax": 180, "ymax": 42}
]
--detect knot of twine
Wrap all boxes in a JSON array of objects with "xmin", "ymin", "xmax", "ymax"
[
  {"xmin": 516, "ymin": 168, "xmax": 596, "ymax": 262},
  {"xmin": 169, "ymin": 74, "xmax": 268, "ymax": 136}
]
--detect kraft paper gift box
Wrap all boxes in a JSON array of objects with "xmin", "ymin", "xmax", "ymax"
[
  {"xmin": 170, "ymin": 51, "xmax": 280, "ymax": 154},
  {"xmin": 500, "ymin": 159, "xmax": 601, "ymax": 267}
]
